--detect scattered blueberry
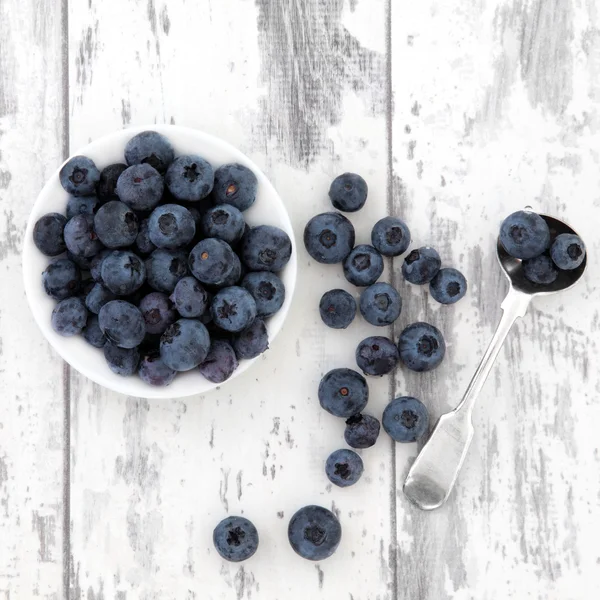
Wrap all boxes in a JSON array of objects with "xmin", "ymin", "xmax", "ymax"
[
  {"xmin": 139, "ymin": 292, "xmax": 177, "ymax": 335},
  {"xmin": 98, "ymin": 300, "xmax": 145, "ymax": 349},
  {"xmin": 148, "ymin": 204, "xmax": 195, "ymax": 249},
  {"xmin": 371, "ymin": 216, "xmax": 411, "ymax": 257},
  {"xmin": 103, "ymin": 342, "xmax": 140, "ymax": 376},
  {"xmin": 66, "ymin": 196, "xmax": 98, "ymax": 220},
  {"xmin": 82, "ymin": 315, "xmax": 107, "ymax": 348},
  {"xmin": 202, "ymin": 204, "xmax": 245, "ymax": 245},
  {"xmin": 429, "ymin": 267, "xmax": 467, "ymax": 305},
  {"xmin": 90, "ymin": 249, "xmax": 112, "ymax": 283},
  {"xmin": 355, "ymin": 336, "xmax": 399, "ymax": 376},
  {"xmin": 51, "ymin": 297, "xmax": 88, "ymax": 337},
  {"xmin": 325, "ymin": 449, "xmax": 364, "ymax": 487},
  {"xmin": 138, "ymin": 350, "xmax": 177, "ymax": 386},
  {"xmin": 241, "ymin": 272, "xmax": 285, "ymax": 317},
  {"xmin": 499, "ymin": 210, "xmax": 550, "ymax": 259},
  {"xmin": 288, "ymin": 505, "xmax": 342, "ymax": 561},
  {"xmin": 343, "ymin": 245, "xmax": 384, "ymax": 287},
  {"xmin": 64, "ymin": 214, "xmax": 104, "ymax": 258},
  {"xmin": 303, "ymin": 212, "xmax": 355, "ymax": 264},
  {"xmin": 398, "ymin": 322, "xmax": 445, "ymax": 372},
  {"xmin": 170, "ymin": 276, "xmax": 208, "ymax": 318},
  {"xmin": 42, "ymin": 258, "xmax": 81, "ymax": 300},
  {"xmin": 84, "ymin": 283, "xmax": 116, "ymax": 314},
  {"xmin": 233, "ymin": 318, "xmax": 269, "ymax": 359},
  {"xmin": 402, "ymin": 247, "xmax": 441, "ymax": 285},
  {"xmin": 135, "ymin": 218, "xmax": 157, "ymax": 256},
  {"xmin": 329, "ymin": 173, "xmax": 368, "ymax": 212},
  {"xmin": 319, "ymin": 289, "xmax": 356, "ymax": 329},
  {"xmin": 551, "ymin": 233, "xmax": 586, "ymax": 270},
  {"xmin": 116, "ymin": 164, "xmax": 164, "ymax": 211},
  {"xmin": 382, "ymin": 397, "xmax": 429, "ymax": 443},
  {"xmin": 33, "ymin": 213, "xmax": 68, "ymax": 256},
  {"xmin": 165, "ymin": 155, "xmax": 214, "ymax": 202},
  {"xmin": 344, "ymin": 414, "xmax": 381, "ymax": 449},
  {"xmin": 101, "ymin": 251, "xmax": 146, "ymax": 296},
  {"xmin": 59, "ymin": 156, "xmax": 100, "ymax": 196},
  {"xmin": 211, "ymin": 286, "xmax": 257, "ymax": 333},
  {"xmin": 213, "ymin": 163, "xmax": 258, "ymax": 212},
  {"xmin": 94, "ymin": 201, "xmax": 138, "ymax": 248},
  {"xmin": 97, "ymin": 163, "xmax": 127, "ymax": 202},
  {"xmin": 189, "ymin": 238, "xmax": 239, "ymax": 286},
  {"xmin": 213, "ymin": 516, "xmax": 259, "ymax": 563},
  {"xmin": 124, "ymin": 130, "xmax": 175, "ymax": 174},
  {"xmin": 359, "ymin": 283, "xmax": 402, "ymax": 326},
  {"xmin": 198, "ymin": 339, "xmax": 239, "ymax": 383},
  {"xmin": 146, "ymin": 249, "xmax": 189, "ymax": 293},
  {"xmin": 160, "ymin": 319, "xmax": 211, "ymax": 371},
  {"xmin": 523, "ymin": 254, "xmax": 558, "ymax": 285},
  {"xmin": 241, "ymin": 225, "xmax": 292, "ymax": 272},
  {"xmin": 318, "ymin": 368, "xmax": 368, "ymax": 418}
]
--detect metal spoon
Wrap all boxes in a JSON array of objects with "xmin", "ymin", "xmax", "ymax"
[{"xmin": 403, "ymin": 213, "xmax": 587, "ymax": 511}]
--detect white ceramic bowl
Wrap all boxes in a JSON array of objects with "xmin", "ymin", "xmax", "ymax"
[{"xmin": 23, "ymin": 125, "xmax": 297, "ymax": 398}]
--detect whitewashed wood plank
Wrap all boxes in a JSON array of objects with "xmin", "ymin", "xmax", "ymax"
[
  {"xmin": 0, "ymin": 0, "xmax": 67, "ymax": 597},
  {"xmin": 391, "ymin": 1, "xmax": 600, "ymax": 599},
  {"xmin": 68, "ymin": 1, "xmax": 394, "ymax": 598}
]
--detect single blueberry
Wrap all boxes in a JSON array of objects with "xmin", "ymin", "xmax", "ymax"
[
  {"xmin": 116, "ymin": 164, "xmax": 164, "ymax": 211},
  {"xmin": 241, "ymin": 225, "xmax": 292, "ymax": 273},
  {"xmin": 325, "ymin": 449, "xmax": 364, "ymax": 487},
  {"xmin": 402, "ymin": 247, "xmax": 441, "ymax": 285},
  {"xmin": 59, "ymin": 156, "xmax": 100, "ymax": 196},
  {"xmin": 198, "ymin": 339, "xmax": 239, "ymax": 384},
  {"xmin": 33, "ymin": 213, "xmax": 68, "ymax": 256},
  {"xmin": 319, "ymin": 289, "xmax": 356, "ymax": 329},
  {"xmin": 318, "ymin": 368, "xmax": 368, "ymax": 418},
  {"xmin": 202, "ymin": 204, "xmax": 245, "ymax": 245},
  {"xmin": 66, "ymin": 196, "xmax": 98, "ymax": 220},
  {"xmin": 42, "ymin": 258, "xmax": 81, "ymax": 300},
  {"xmin": 233, "ymin": 318, "xmax": 269, "ymax": 360},
  {"xmin": 85, "ymin": 283, "xmax": 116, "ymax": 314},
  {"xmin": 304, "ymin": 212, "xmax": 355, "ymax": 264},
  {"xmin": 139, "ymin": 292, "xmax": 177, "ymax": 335},
  {"xmin": 97, "ymin": 163, "xmax": 127, "ymax": 202},
  {"xmin": 382, "ymin": 397, "xmax": 429, "ymax": 443},
  {"xmin": 288, "ymin": 505, "xmax": 342, "ymax": 561},
  {"xmin": 343, "ymin": 245, "xmax": 384, "ymax": 287},
  {"xmin": 90, "ymin": 249, "xmax": 112, "ymax": 282},
  {"xmin": 241, "ymin": 272, "xmax": 285, "ymax": 317},
  {"xmin": 371, "ymin": 216, "xmax": 411, "ymax": 257},
  {"xmin": 101, "ymin": 251, "xmax": 146, "ymax": 296},
  {"xmin": 135, "ymin": 218, "xmax": 157, "ymax": 256},
  {"xmin": 103, "ymin": 342, "xmax": 140, "ymax": 376},
  {"xmin": 329, "ymin": 173, "xmax": 368, "ymax": 212},
  {"xmin": 429, "ymin": 267, "xmax": 467, "ymax": 305},
  {"xmin": 124, "ymin": 131, "xmax": 175, "ymax": 174},
  {"xmin": 146, "ymin": 248, "xmax": 189, "ymax": 293},
  {"xmin": 211, "ymin": 286, "xmax": 257, "ymax": 333},
  {"xmin": 98, "ymin": 300, "xmax": 145, "ymax": 349},
  {"xmin": 170, "ymin": 277, "xmax": 208, "ymax": 318},
  {"xmin": 213, "ymin": 516, "xmax": 259, "ymax": 563},
  {"xmin": 213, "ymin": 163, "xmax": 258, "ymax": 212},
  {"xmin": 398, "ymin": 322, "xmax": 446, "ymax": 372},
  {"xmin": 522, "ymin": 254, "xmax": 558, "ymax": 285},
  {"xmin": 551, "ymin": 233, "xmax": 586, "ymax": 270},
  {"xmin": 359, "ymin": 282, "xmax": 402, "ymax": 326},
  {"xmin": 148, "ymin": 204, "xmax": 195, "ymax": 249},
  {"xmin": 64, "ymin": 214, "xmax": 104, "ymax": 258},
  {"xmin": 344, "ymin": 413, "xmax": 381, "ymax": 449},
  {"xmin": 160, "ymin": 319, "xmax": 211, "ymax": 371},
  {"xmin": 82, "ymin": 315, "xmax": 107, "ymax": 348},
  {"xmin": 93, "ymin": 201, "xmax": 138, "ymax": 249},
  {"xmin": 165, "ymin": 154, "xmax": 214, "ymax": 202},
  {"xmin": 499, "ymin": 210, "xmax": 551, "ymax": 259},
  {"xmin": 138, "ymin": 350, "xmax": 177, "ymax": 386},
  {"xmin": 356, "ymin": 336, "xmax": 399, "ymax": 376},
  {"xmin": 51, "ymin": 297, "xmax": 88, "ymax": 337},
  {"xmin": 188, "ymin": 238, "xmax": 239, "ymax": 286}
]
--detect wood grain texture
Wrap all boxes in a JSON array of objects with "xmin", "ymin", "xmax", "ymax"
[{"xmin": 0, "ymin": 0, "xmax": 67, "ymax": 597}]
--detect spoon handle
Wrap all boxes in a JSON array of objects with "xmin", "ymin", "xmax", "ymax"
[{"xmin": 403, "ymin": 287, "xmax": 531, "ymax": 511}]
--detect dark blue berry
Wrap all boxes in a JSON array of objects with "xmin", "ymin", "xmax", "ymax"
[
  {"xmin": 325, "ymin": 449, "xmax": 364, "ymax": 487},
  {"xmin": 135, "ymin": 218, "xmax": 157, "ymax": 256},
  {"xmin": 499, "ymin": 210, "xmax": 550, "ymax": 259},
  {"xmin": 329, "ymin": 173, "xmax": 368, "ymax": 212},
  {"xmin": 33, "ymin": 213, "xmax": 67, "ymax": 256},
  {"xmin": 116, "ymin": 164, "xmax": 164, "ymax": 211},
  {"xmin": 288, "ymin": 506, "xmax": 341, "ymax": 561},
  {"xmin": 64, "ymin": 214, "xmax": 104, "ymax": 258},
  {"xmin": 85, "ymin": 283, "xmax": 116, "ymax": 314},
  {"xmin": 101, "ymin": 251, "xmax": 146, "ymax": 296},
  {"xmin": 233, "ymin": 318, "xmax": 269, "ymax": 359},
  {"xmin": 139, "ymin": 292, "xmax": 177, "ymax": 335},
  {"xmin": 398, "ymin": 322, "xmax": 445, "ymax": 372},
  {"xmin": 51, "ymin": 297, "xmax": 88, "ymax": 337},
  {"xmin": 97, "ymin": 163, "xmax": 127, "ymax": 202},
  {"xmin": 198, "ymin": 339, "xmax": 239, "ymax": 383},
  {"xmin": 319, "ymin": 289, "xmax": 356, "ymax": 329},
  {"xmin": 202, "ymin": 204, "xmax": 245, "ymax": 244},
  {"xmin": 344, "ymin": 413, "xmax": 381, "ymax": 449},
  {"xmin": 90, "ymin": 249, "xmax": 112, "ymax": 282},
  {"xmin": 124, "ymin": 131, "xmax": 174, "ymax": 174},
  {"xmin": 160, "ymin": 319, "xmax": 210, "ymax": 371},
  {"xmin": 402, "ymin": 247, "xmax": 441, "ymax": 285},
  {"xmin": 138, "ymin": 350, "xmax": 177, "ymax": 386},
  {"xmin": 304, "ymin": 212, "xmax": 355, "ymax": 264},
  {"xmin": 93, "ymin": 201, "xmax": 138, "ymax": 249},
  {"xmin": 165, "ymin": 155, "xmax": 214, "ymax": 202},
  {"xmin": 59, "ymin": 156, "xmax": 100, "ymax": 196},
  {"xmin": 359, "ymin": 283, "xmax": 402, "ymax": 326},
  {"xmin": 189, "ymin": 238, "xmax": 238, "ymax": 286},
  {"xmin": 211, "ymin": 286, "xmax": 257, "ymax": 333},
  {"xmin": 103, "ymin": 342, "xmax": 140, "ymax": 376},
  {"xmin": 213, "ymin": 516, "xmax": 259, "ymax": 562},
  {"xmin": 356, "ymin": 336, "xmax": 399, "ymax": 376},
  {"xmin": 82, "ymin": 315, "xmax": 107, "ymax": 348},
  {"xmin": 241, "ymin": 272, "xmax": 285, "ymax": 317},
  {"xmin": 551, "ymin": 233, "xmax": 586, "ymax": 270},
  {"xmin": 318, "ymin": 368, "xmax": 368, "ymax": 418},
  {"xmin": 241, "ymin": 225, "xmax": 292, "ymax": 273},
  {"xmin": 42, "ymin": 258, "xmax": 81, "ymax": 300},
  {"xmin": 98, "ymin": 300, "xmax": 145, "ymax": 349},
  {"xmin": 343, "ymin": 245, "xmax": 384, "ymax": 287},
  {"xmin": 382, "ymin": 397, "xmax": 429, "ymax": 442},
  {"xmin": 170, "ymin": 277, "xmax": 208, "ymax": 318},
  {"xmin": 429, "ymin": 268, "xmax": 467, "ymax": 304},
  {"xmin": 213, "ymin": 163, "xmax": 257, "ymax": 212},
  {"xmin": 522, "ymin": 254, "xmax": 558, "ymax": 285},
  {"xmin": 66, "ymin": 196, "xmax": 98, "ymax": 220},
  {"xmin": 148, "ymin": 204, "xmax": 195, "ymax": 249},
  {"xmin": 146, "ymin": 249, "xmax": 189, "ymax": 293},
  {"xmin": 371, "ymin": 216, "xmax": 411, "ymax": 257}
]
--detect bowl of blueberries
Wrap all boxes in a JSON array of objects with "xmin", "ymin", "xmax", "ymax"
[{"xmin": 23, "ymin": 126, "xmax": 296, "ymax": 398}]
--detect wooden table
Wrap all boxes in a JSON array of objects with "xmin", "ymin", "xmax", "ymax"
[{"xmin": 1, "ymin": 1, "xmax": 599, "ymax": 598}]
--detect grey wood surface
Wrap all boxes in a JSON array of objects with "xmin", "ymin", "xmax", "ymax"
[{"xmin": 1, "ymin": 0, "xmax": 600, "ymax": 598}]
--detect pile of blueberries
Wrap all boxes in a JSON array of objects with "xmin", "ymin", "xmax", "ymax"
[
  {"xmin": 33, "ymin": 130, "xmax": 292, "ymax": 386},
  {"xmin": 303, "ymin": 173, "xmax": 467, "ymax": 489}
]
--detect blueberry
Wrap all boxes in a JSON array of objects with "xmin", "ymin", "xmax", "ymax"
[
  {"xmin": 233, "ymin": 318, "xmax": 269, "ymax": 359},
  {"xmin": 304, "ymin": 212, "xmax": 355, "ymax": 264},
  {"xmin": 551, "ymin": 233, "xmax": 586, "ymax": 270},
  {"xmin": 318, "ymin": 368, "xmax": 368, "ymax": 418},
  {"xmin": 319, "ymin": 289, "xmax": 356, "ymax": 329},
  {"xmin": 67, "ymin": 251, "xmax": 92, "ymax": 270},
  {"xmin": 124, "ymin": 131, "xmax": 175, "ymax": 174},
  {"xmin": 241, "ymin": 272, "xmax": 285, "ymax": 317},
  {"xmin": 429, "ymin": 267, "xmax": 467, "ymax": 304},
  {"xmin": 398, "ymin": 322, "xmax": 445, "ymax": 372},
  {"xmin": 402, "ymin": 247, "xmax": 441, "ymax": 285},
  {"xmin": 135, "ymin": 218, "xmax": 157, "ymax": 256},
  {"xmin": 90, "ymin": 249, "xmax": 112, "ymax": 282},
  {"xmin": 325, "ymin": 449, "xmax": 364, "ymax": 487},
  {"xmin": 64, "ymin": 214, "xmax": 104, "ymax": 258},
  {"xmin": 241, "ymin": 225, "xmax": 292, "ymax": 273},
  {"xmin": 82, "ymin": 315, "xmax": 107, "ymax": 348},
  {"xmin": 202, "ymin": 204, "xmax": 245, "ymax": 245},
  {"xmin": 499, "ymin": 210, "xmax": 550, "ymax": 259},
  {"xmin": 103, "ymin": 342, "xmax": 140, "ymax": 376},
  {"xmin": 139, "ymin": 292, "xmax": 177, "ymax": 335},
  {"xmin": 359, "ymin": 283, "xmax": 402, "ymax": 326},
  {"xmin": 160, "ymin": 319, "xmax": 210, "ymax": 371},
  {"xmin": 213, "ymin": 516, "xmax": 259, "ymax": 563},
  {"xmin": 170, "ymin": 277, "xmax": 208, "ymax": 318},
  {"xmin": 211, "ymin": 286, "xmax": 257, "ymax": 333},
  {"xmin": 288, "ymin": 506, "xmax": 342, "ymax": 561},
  {"xmin": 329, "ymin": 173, "xmax": 368, "ymax": 212},
  {"xmin": 146, "ymin": 249, "xmax": 189, "ymax": 293},
  {"xmin": 165, "ymin": 155, "xmax": 214, "ymax": 202},
  {"xmin": 116, "ymin": 164, "xmax": 164, "ymax": 211},
  {"xmin": 371, "ymin": 216, "xmax": 411, "ymax": 257},
  {"xmin": 382, "ymin": 397, "xmax": 429, "ymax": 442},
  {"xmin": 59, "ymin": 156, "xmax": 100, "ymax": 196},
  {"xmin": 66, "ymin": 196, "xmax": 98, "ymax": 220},
  {"xmin": 85, "ymin": 283, "xmax": 116, "ymax": 314},
  {"xmin": 148, "ymin": 204, "xmax": 195, "ymax": 249},
  {"xmin": 101, "ymin": 251, "xmax": 146, "ymax": 296},
  {"xmin": 188, "ymin": 238, "xmax": 238, "ymax": 286},
  {"xmin": 92, "ymin": 201, "xmax": 138, "ymax": 249},
  {"xmin": 213, "ymin": 163, "xmax": 258, "ymax": 212},
  {"xmin": 97, "ymin": 163, "xmax": 127, "ymax": 202},
  {"xmin": 138, "ymin": 350, "xmax": 177, "ymax": 386},
  {"xmin": 522, "ymin": 254, "xmax": 558, "ymax": 285},
  {"xmin": 33, "ymin": 213, "xmax": 68, "ymax": 256},
  {"xmin": 198, "ymin": 339, "xmax": 239, "ymax": 383},
  {"xmin": 344, "ymin": 413, "xmax": 381, "ymax": 449},
  {"xmin": 98, "ymin": 300, "xmax": 145, "ymax": 349},
  {"xmin": 51, "ymin": 297, "xmax": 88, "ymax": 336},
  {"xmin": 356, "ymin": 336, "xmax": 399, "ymax": 376},
  {"xmin": 343, "ymin": 245, "xmax": 384, "ymax": 287},
  {"xmin": 79, "ymin": 279, "xmax": 96, "ymax": 298},
  {"xmin": 42, "ymin": 258, "xmax": 81, "ymax": 300}
]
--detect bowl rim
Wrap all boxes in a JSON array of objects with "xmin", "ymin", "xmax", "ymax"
[{"xmin": 22, "ymin": 124, "xmax": 297, "ymax": 399}]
